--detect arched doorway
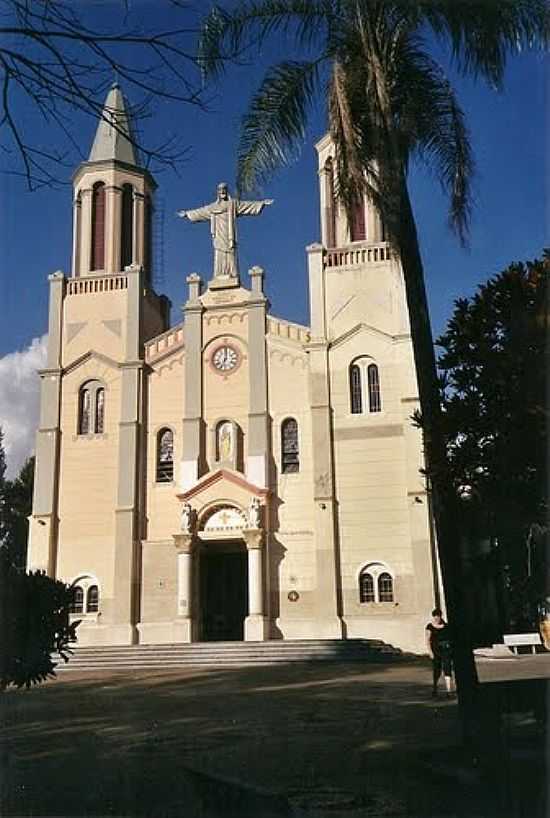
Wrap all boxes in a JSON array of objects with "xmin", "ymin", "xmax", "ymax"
[{"xmin": 198, "ymin": 505, "xmax": 249, "ymax": 642}]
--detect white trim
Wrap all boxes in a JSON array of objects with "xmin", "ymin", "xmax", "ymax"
[
  {"xmin": 68, "ymin": 573, "xmax": 101, "ymax": 616},
  {"xmin": 357, "ymin": 561, "xmax": 395, "ymax": 604},
  {"xmin": 349, "ymin": 356, "xmax": 382, "ymax": 416}
]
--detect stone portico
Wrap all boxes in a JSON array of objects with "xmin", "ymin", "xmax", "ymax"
[{"xmin": 171, "ymin": 469, "xmax": 270, "ymax": 643}]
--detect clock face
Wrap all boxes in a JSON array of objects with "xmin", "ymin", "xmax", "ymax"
[{"xmin": 212, "ymin": 345, "xmax": 239, "ymax": 372}]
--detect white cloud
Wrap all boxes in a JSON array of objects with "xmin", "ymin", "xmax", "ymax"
[{"xmin": 0, "ymin": 335, "xmax": 48, "ymax": 479}]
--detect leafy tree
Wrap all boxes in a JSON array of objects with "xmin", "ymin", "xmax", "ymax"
[
  {"xmin": 0, "ymin": 427, "xmax": 8, "ymax": 553},
  {"xmin": 438, "ymin": 255, "xmax": 548, "ymax": 630},
  {"xmin": 0, "ymin": 427, "xmax": 6, "ymax": 487},
  {"xmin": 0, "ymin": 436, "xmax": 75, "ymax": 690},
  {"xmin": 197, "ymin": 0, "xmax": 549, "ymax": 717},
  {"xmin": 0, "ymin": 0, "xmax": 202, "ymax": 188},
  {"xmin": 1, "ymin": 456, "xmax": 35, "ymax": 569},
  {"xmin": 0, "ymin": 548, "xmax": 77, "ymax": 690}
]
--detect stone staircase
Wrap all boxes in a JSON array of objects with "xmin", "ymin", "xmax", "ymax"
[{"xmin": 54, "ymin": 639, "xmax": 402, "ymax": 672}]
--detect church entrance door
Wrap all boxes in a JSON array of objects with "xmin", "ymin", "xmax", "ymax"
[{"xmin": 200, "ymin": 544, "xmax": 248, "ymax": 641}]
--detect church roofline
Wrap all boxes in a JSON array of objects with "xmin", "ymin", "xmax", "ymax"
[
  {"xmin": 266, "ymin": 314, "xmax": 311, "ymax": 345},
  {"xmin": 72, "ymin": 158, "xmax": 157, "ymax": 189},
  {"xmin": 89, "ymin": 82, "xmax": 138, "ymax": 165}
]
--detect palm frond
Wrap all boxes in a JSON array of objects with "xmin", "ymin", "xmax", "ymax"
[
  {"xmin": 236, "ymin": 59, "xmax": 322, "ymax": 193},
  {"xmin": 198, "ymin": 0, "xmax": 335, "ymax": 81},
  {"xmin": 328, "ymin": 59, "xmax": 364, "ymax": 204},
  {"xmin": 393, "ymin": 42, "xmax": 474, "ymax": 243},
  {"xmin": 415, "ymin": 0, "xmax": 550, "ymax": 88}
]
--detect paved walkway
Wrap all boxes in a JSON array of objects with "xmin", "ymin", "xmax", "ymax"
[{"xmin": 1, "ymin": 657, "xmax": 548, "ymax": 817}]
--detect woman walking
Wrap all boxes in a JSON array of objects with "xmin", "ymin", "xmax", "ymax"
[{"xmin": 426, "ymin": 608, "xmax": 454, "ymax": 698}]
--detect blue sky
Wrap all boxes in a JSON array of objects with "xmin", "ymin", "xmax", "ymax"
[{"xmin": 0, "ymin": 3, "xmax": 547, "ymax": 362}]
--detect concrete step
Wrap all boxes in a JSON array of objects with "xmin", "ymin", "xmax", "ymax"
[{"xmin": 53, "ymin": 638, "xmax": 401, "ymax": 671}]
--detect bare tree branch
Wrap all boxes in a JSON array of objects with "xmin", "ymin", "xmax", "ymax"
[{"xmin": 0, "ymin": 0, "xmax": 204, "ymax": 189}]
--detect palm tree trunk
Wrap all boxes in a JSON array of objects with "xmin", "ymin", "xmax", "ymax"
[{"xmin": 396, "ymin": 178, "xmax": 479, "ymax": 740}]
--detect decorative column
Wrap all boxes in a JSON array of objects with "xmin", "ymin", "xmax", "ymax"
[
  {"xmin": 247, "ymin": 266, "xmax": 269, "ymax": 488},
  {"xmin": 110, "ymin": 264, "xmax": 144, "ymax": 644},
  {"xmin": 243, "ymin": 526, "xmax": 267, "ymax": 641},
  {"xmin": 79, "ymin": 188, "xmax": 93, "ymax": 275},
  {"xmin": 181, "ymin": 274, "xmax": 204, "ymax": 489},
  {"xmin": 172, "ymin": 533, "xmax": 196, "ymax": 642},
  {"xmin": 305, "ymin": 244, "xmax": 343, "ymax": 638},
  {"xmin": 105, "ymin": 184, "xmax": 122, "ymax": 274},
  {"xmin": 132, "ymin": 190, "xmax": 145, "ymax": 268},
  {"xmin": 367, "ymin": 201, "xmax": 379, "ymax": 243},
  {"xmin": 71, "ymin": 193, "xmax": 82, "ymax": 277},
  {"xmin": 27, "ymin": 271, "xmax": 65, "ymax": 576}
]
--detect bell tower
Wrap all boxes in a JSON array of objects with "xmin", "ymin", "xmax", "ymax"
[
  {"xmin": 71, "ymin": 82, "xmax": 156, "ymax": 282},
  {"xmin": 28, "ymin": 83, "xmax": 169, "ymax": 646}
]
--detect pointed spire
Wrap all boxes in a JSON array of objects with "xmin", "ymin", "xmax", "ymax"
[{"xmin": 88, "ymin": 83, "xmax": 138, "ymax": 166}]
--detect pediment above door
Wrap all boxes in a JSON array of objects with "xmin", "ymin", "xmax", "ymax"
[{"xmin": 177, "ymin": 468, "xmax": 270, "ymax": 531}]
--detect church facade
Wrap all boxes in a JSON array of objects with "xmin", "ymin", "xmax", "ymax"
[{"xmin": 27, "ymin": 85, "xmax": 439, "ymax": 653}]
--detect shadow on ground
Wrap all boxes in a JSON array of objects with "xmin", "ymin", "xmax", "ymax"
[{"xmin": 1, "ymin": 659, "xmax": 547, "ymax": 817}]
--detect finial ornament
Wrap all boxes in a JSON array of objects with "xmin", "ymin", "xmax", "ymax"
[{"xmin": 177, "ymin": 183, "xmax": 273, "ymax": 285}]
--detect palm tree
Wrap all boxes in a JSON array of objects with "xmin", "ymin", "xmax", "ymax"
[{"xmin": 198, "ymin": 0, "xmax": 548, "ymax": 728}]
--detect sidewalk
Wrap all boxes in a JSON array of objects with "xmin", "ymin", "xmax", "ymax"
[{"xmin": 1, "ymin": 657, "xmax": 547, "ymax": 817}]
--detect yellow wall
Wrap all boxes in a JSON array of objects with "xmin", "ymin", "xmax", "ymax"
[{"xmin": 56, "ymin": 360, "xmax": 120, "ymax": 596}]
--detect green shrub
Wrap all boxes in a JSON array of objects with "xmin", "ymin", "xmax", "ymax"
[{"xmin": 0, "ymin": 549, "xmax": 79, "ymax": 689}]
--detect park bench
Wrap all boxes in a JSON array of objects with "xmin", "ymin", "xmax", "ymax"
[{"xmin": 503, "ymin": 633, "xmax": 542, "ymax": 655}]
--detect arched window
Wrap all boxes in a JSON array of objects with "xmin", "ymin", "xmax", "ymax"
[
  {"xmin": 358, "ymin": 562, "xmax": 395, "ymax": 604},
  {"xmin": 367, "ymin": 364, "xmax": 381, "ymax": 412},
  {"xmin": 120, "ymin": 183, "xmax": 134, "ymax": 270},
  {"xmin": 78, "ymin": 380, "xmax": 105, "ymax": 435},
  {"xmin": 324, "ymin": 158, "xmax": 336, "ymax": 248},
  {"xmin": 156, "ymin": 428, "xmax": 174, "ymax": 482},
  {"xmin": 349, "ymin": 359, "xmax": 382, "ymax": 415},
  {"xmin": 86, "ymin": 585, "xmax": 99, "ymax": 612},
  {"xmin": 378, "ymin": 573, "xmax": 394, "ymax": 602},
  {"xmin": 70, "ymin": 586, "xmax": 84, "ymax": 614},
  {"xmin": 350, "ymin": 199, "xmax": 366, "ymax": 242},
  {"xmin": 350, "ymin": 364, "xmax": 362, "ymax": 415},
  {"xmin": 91, "ymin": 182, "xmax": 106, "ymax": 271},
  {"xmin": 79, "ymin": 388, "xmax": 91, "ymax": 434},
  {"xmin": 70, "ymin": 576, "xmax": 100, "ymax": 615},
  {"xmin": 281, "ymin": 418, "xmax": 299, "ymax": 474},
  {"xmin": 359, "ymin": 571, "xmax": 375, "ymax": 603},
  {"xmin": 95, "ymin": 388, "xmax": 105, "ymax": 434}
]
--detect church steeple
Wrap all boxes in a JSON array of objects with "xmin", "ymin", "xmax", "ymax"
[
  {"xmin": 88, "ymin": 83, "xmax": 138, "ymax": 166},
  {"xmin": 71, "ymin": 84, "xmax": 156, "ymax": 280}
]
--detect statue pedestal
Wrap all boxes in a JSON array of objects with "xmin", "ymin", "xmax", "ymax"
[{"xmin": 209, "ymin": 275, "xmax": 240, "ymax": 290}]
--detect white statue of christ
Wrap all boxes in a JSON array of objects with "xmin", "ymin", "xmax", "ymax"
[{"xmin": 178, "ymin": 183, "xmax": 273, "ymax": 280}]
